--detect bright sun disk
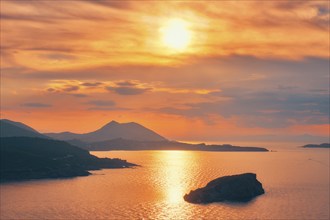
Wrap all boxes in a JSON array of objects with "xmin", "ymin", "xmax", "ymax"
[{"xmin": 160, "ymin": 19, "xmax": 192, "ymax": 51}]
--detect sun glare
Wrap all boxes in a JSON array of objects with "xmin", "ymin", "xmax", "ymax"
[{"xmin": 160, "ymin": 19, "xmax": 192, "ymax": 51}]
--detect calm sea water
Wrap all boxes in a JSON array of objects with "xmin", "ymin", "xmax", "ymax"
[{"xmin": 1, "ymin": 148, "xmax": 329, "ymax": 220}]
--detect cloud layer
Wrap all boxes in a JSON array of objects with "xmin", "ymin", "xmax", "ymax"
[
  {"xmin": 1, "ymin": 1, "xmax": 329, "ymax": 71},
  {"xmin": 1, "ymin": 1, "xmax": 329, "ymax": 143}
]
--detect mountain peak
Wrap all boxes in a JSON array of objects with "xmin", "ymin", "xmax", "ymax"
[
  {"xmin": 103, "ymin": 120, "xmax": 120, "ymax": 127},
  {"xmin": 99, "ymin": 120, "xmax": 120, "ymax": 130},
  {"xmin": 46, "ymin": 120, "xmax": 167, "ymax": 142}
]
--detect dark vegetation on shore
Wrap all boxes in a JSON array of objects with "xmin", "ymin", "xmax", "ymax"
[{"xmin": 0, "ymin": 137, "xmax": 137, "ymax": 182}]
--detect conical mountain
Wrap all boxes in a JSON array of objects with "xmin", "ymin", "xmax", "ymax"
[{"xmin": 45, "ymin": 120, "xmax": 167, "ymax": 142}]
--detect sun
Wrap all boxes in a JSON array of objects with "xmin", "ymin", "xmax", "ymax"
[{"xmin": 160, "ymin": 18, "xmax": 192, "ymax": 51}]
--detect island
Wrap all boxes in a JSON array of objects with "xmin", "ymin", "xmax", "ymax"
[
  {"xmin": 302, "ymin": 143, "xmax": 330, "ymax": 148},
  {"xmin": 184, "ymin": 173, "xmax": 265, "ymax": 204},
  {"xmin": 85, "ymin": 138, "xmax": 269, "ymax": 152},
  {"xmin": 0, "ymin": 137, "xmax": 137, "ymax": 182}
]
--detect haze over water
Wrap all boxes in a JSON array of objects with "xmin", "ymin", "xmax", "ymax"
[{"xmin": 1, "ymin": 147, "xmax": 328, "ymax": 220}]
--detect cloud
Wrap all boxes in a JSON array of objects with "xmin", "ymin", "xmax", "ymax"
[
  {"xmin": 1, "ymin": 1, "xmax": 329, "ymax": 72},
  {"xmin": 44, "ymin": 79, "xmax": 155, "ymax": 96},
  {"xmin": 47, "ymin": 88, "xmax": 56, "ymax": 92},
  {"xmin": 45, "ymin": 80, "xmax": 103, "ymax": 95},
  {"xmin": 116, "ymin": 80, "xmax": 138, "ymax": 87},
  {"xmin": 105, "ymin": 80, "xmax": 152, "ymax": 95},
  {"xmin": 42, "ymin": 53, "xmax": 76, "ymax": 61},
  {"xmin": 62, "ymin": 85, "xmax": 80, "ymax": 92},
  {"xmin": 80, "ymin": 82, "xmax": 104, "ymax": 87},
  {"xmin": 70, "ymin": 94, "xmax": 88, "ymax": 98},
  {"xmin": 21, "ymin": 102, "xmax": 52, "ymax": 108},
  {"xmin": 90, "ymin": 1, "xmax": 132, "ymax": 10},
  {"xmin": 87, "ymin": 106, "xmax": 131, "ymax": 111},
  {"xmin": 155, "ymin": 89, "xmax": 329, "ymax": 128},
  {"xmin": 85, "ymin": 100, "xmax": 115, "ymax": 106},
  {"xmin": 1, "ymin": 0, "xmax": 328, "ymax": 142},
  {"xmin": 106, "ymin": 86, "xmax": 151, "ymax": 95}
]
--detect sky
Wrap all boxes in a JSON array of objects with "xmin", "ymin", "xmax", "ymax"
[{"xmin": 1, "ymin": 0, "xmax": 329, "ymax": 144}]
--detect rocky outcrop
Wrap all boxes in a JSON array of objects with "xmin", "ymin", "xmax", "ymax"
[{"xmin": 184, "ymin": 173, "xmax": 264, "ymax": 204}]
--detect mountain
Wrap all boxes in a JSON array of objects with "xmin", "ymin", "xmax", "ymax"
[
  {"xmin": 0, "ymin": 119, "xmax": 49, "ymax": 139},
  {"xmin": 44, "ymin": 120, "xmax": 268, "ymax": 152},
  {"xmin": 45, "ymin": 120, "xmax": 167, "ymax": 142},
  {"xmin": 44, "ymin": 131, "xmax": 78, "ymax": 140},
  {"xmin": 0, "ymin": 137, "xmax": 137, "ymax": 182}
]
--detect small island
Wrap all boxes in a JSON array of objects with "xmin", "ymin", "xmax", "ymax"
[
  {"xmin": 302, "ymin": 143, "xmax": 330, "ymax": 148},
  {"xmin": 0, "ymin": 137, "xmax": 137, "ymax": 182},
  {"xmin": 184, "ymin": 173, "xmax": 265, "ymax": 204}
]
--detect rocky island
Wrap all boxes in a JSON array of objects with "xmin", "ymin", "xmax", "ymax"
[
  {"xmin": 184, "ymin": 173, "xmax": 265, "ymax": 204},
  {"xmin": 0, "ymin": 137, "xmax": 137, "ymax": 182}
]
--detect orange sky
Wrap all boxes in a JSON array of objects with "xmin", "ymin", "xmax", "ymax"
[{"xmin": 1, "ymin": 1, "xmax": 329, "ymax": 143}]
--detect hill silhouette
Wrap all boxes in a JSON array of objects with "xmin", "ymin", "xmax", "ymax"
[
  {"xmin": 0, "ymin": 137, "xmax": 137, "ymax": 182},
  {"xmin": 0, "ymin": 119, "xmax": 49, "ymax": 139},
  {"xmin": 45, "ymin": 120, "xmax": 167, "ymax": 142}
]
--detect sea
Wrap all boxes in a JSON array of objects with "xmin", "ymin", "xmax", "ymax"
[{"xmin": 1, "ymin": 145, "xmax": 329, "ymax": 220}]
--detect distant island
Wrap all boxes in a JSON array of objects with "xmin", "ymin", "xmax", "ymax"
[
  {"xmin": 0, "ymin": 137, "xmax": 137, "ymax": 182},
  {"xmin": 302, "ymin": 143, "xmax": 330, "ymax": 148},
  {"xmin": 84, "ymin": 138, "xmax": 268, "ymax": 152}
]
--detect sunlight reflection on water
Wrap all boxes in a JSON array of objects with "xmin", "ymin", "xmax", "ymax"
[{"xmin": 157, "ymin": 151, "xmax": 192, "ymax": 204}]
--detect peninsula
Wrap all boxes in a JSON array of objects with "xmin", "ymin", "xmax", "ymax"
[{"xmin": 0, "ymin": 137, "xmax": 137, "ymax": 182}]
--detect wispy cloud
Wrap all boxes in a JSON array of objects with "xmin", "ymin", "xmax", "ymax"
[
  {"xmin": 106, "ymin": 80, "xmax": 152, "ymax": 95},
  {"xmin": 1, "ymin": 1, "xmax": 329, "ymax": 72},
  {"xmin": 21, "ymin": 102, "xmax": 52, "ymax": 108},
  {"xmin": 80, "ymin": 82, "xmax": 104, "ymax": 87},
  {"xmin": 156, "ymin": 90, "xmax": 329, "ymax": 128},
  {"xmin": 85, "ymin": 100, "xmax": 115, "ymax": 107},
  {"xmin": 106, "ymin": 86, "xmax": 151, "ymax": 95},
  {"xmin": 70, "ymin": 94, "xmax": 88, "ymax": 98}
]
